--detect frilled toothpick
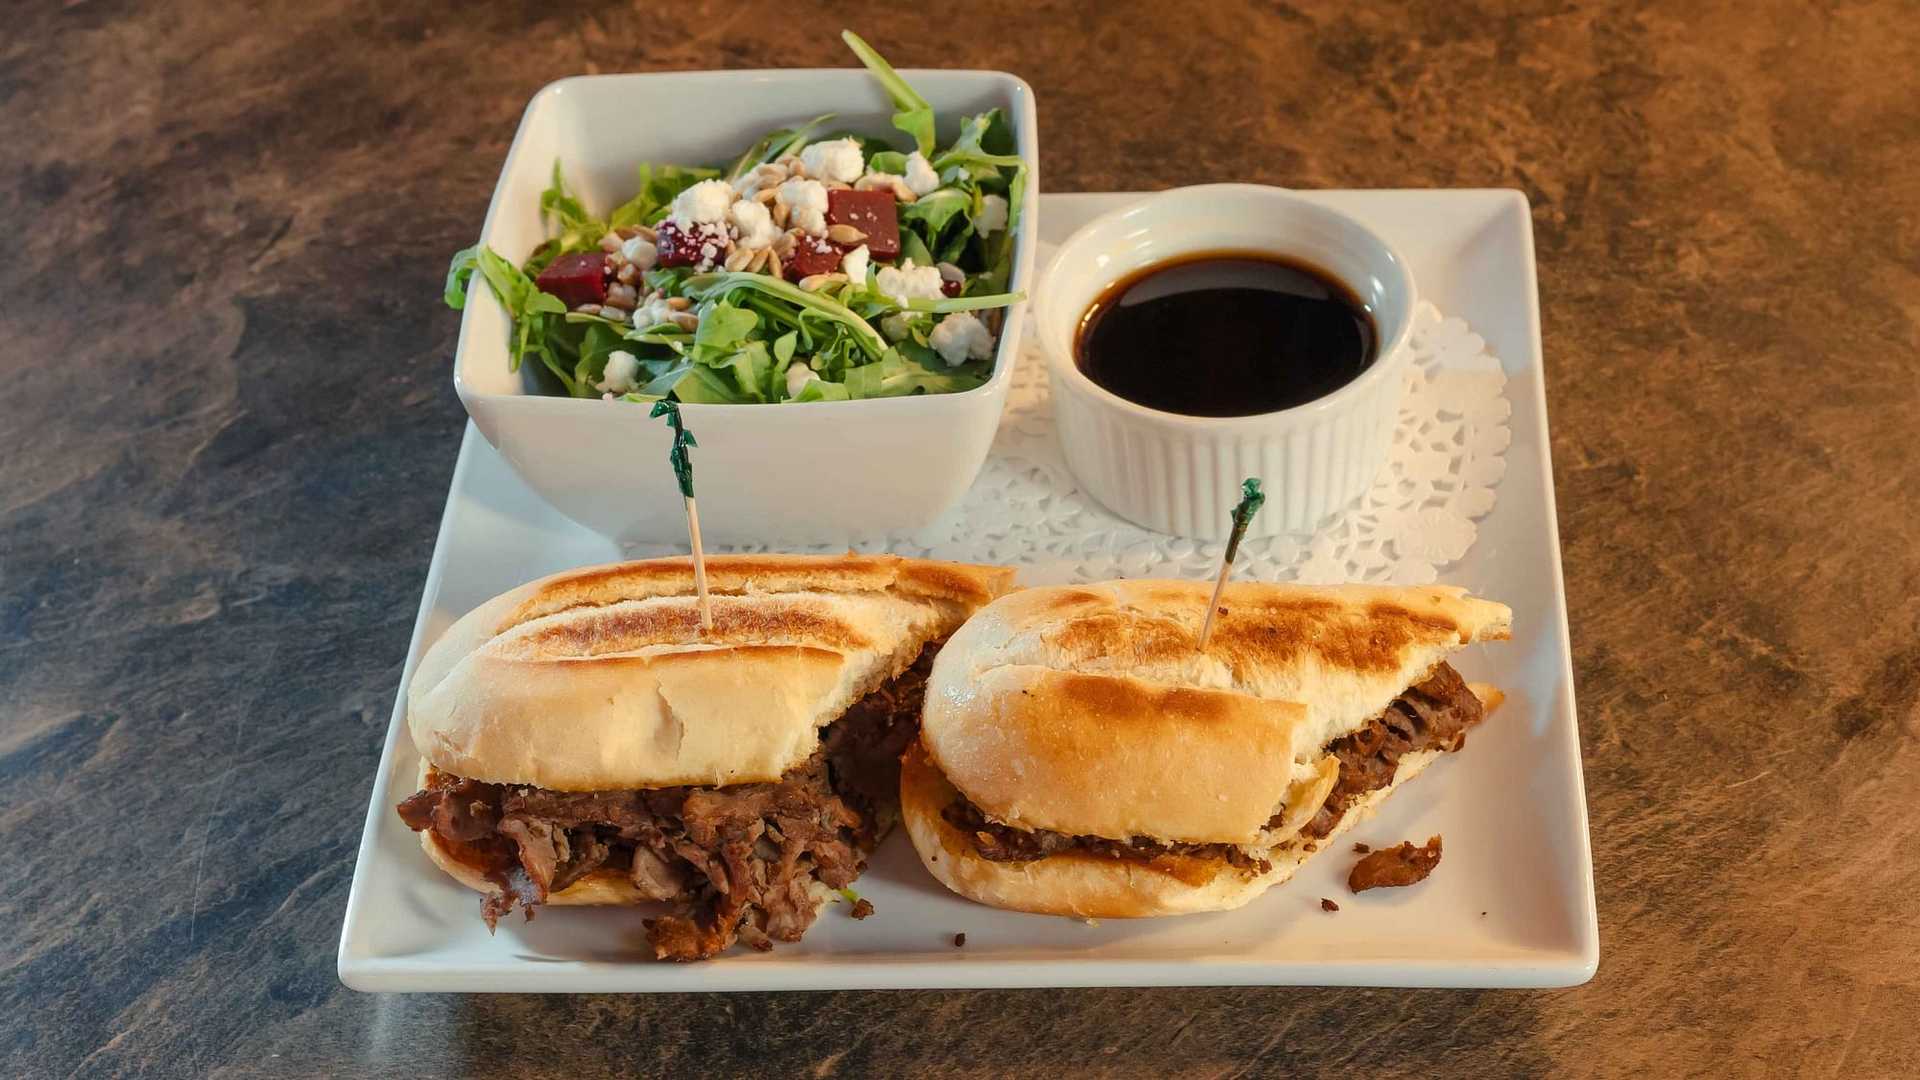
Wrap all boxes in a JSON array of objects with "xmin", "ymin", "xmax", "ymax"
[
  {"xmin": 1197, "ymin": 478, "xmax": 1266, "ymax": 651},
  {"xmin": 650, "ymin": 400, "xmax": 712, "ymax": 632}
]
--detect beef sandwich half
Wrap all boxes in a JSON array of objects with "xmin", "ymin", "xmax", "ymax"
[
  {"xmin": 396, "ymin": 554, "xmax": 1014, "ymax": 960},
  {"xmin": 901, "ymin": 580, "xmax": 1511, "ymax": 918}
]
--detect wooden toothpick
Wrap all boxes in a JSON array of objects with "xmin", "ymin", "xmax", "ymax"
[
  {"xmin": 650, "ymin": 400, "xmax": 712, "ymax": 632},
  {"xmin": 1197, "ymin": 478, "xmax": 1265, "ymax": 651}
]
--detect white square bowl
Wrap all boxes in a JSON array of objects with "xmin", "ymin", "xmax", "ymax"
[{"xmin": 454, "ymin": 69, "xmax": 1039, "ymax": 546}]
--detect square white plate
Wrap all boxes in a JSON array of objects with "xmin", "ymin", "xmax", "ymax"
[{"xmin": 338, "ymin": 190, "xmax": 1598, "ymax": 992}]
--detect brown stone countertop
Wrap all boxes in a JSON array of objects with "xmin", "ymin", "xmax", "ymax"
[{"xmin": 3, "ymin": 1, "xmax": 1917, "ymax": 1076}]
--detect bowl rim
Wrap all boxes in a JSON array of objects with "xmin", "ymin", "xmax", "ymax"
[
  {"xmin": 1034, "ymin": 182, "xmax": 1417, "ymax": 432},
  {"xmin": 452, "ymin": 66, "xmax": 1039, "ymax": 416}
]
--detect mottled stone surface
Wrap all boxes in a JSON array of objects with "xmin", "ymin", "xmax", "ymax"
[{"xmin": 4, "ymin": 1, "xmax": 1917, "ymax": 1076}]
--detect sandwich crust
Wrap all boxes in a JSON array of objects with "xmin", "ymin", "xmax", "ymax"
[
  {"xmin": 409, "ymin": 554, "xmax": 1014, "ymax": 790},
  {"xmin": 922, "ymin": 665, "xmax": 1312, "ymax": 845},
  {"xmin": 922, "ymin": 580, "xmax": 1510, "ymax": 842}
]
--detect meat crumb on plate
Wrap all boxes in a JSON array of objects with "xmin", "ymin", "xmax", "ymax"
[
  {"xmin": 1320, "ymin": 898, "xmax": 1339, "ymax": 912},
  {"xmin": 1348, "ymin": 836, "xmax": 1443, "ymax": 893},
  {"xmin": 953, "ymin": 932, "xmax": 967, "ymax": 948},
  {"xmin": 849, "ymin": 898, "xmax": 875, "ymax": 920}
]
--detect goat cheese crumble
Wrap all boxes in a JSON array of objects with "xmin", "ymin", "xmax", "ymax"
[
  {"xmin": 879, "ymin": 311, "xmax": 916, "ymax": 342},
  {"xmin": 669, "ymin": 179, "xmax": 734, "ymax": 226},
  {"xmin": 976, "ymin": 193, "xmax": 1009, "ymax": 236},
  {"xmin": 729, "ymin": 198, "xmax": 780, "ymax": 250},
  {"xmin": 903, "ymin": 151, "xmax": 941, "ymax": 196},
  {"xmin": 785, "ymin": 362, "xmax": 820, "ymax": 399},
  {"xmin": 598, "ymin": 349, "xmax": 642, "ymax": 394},
  {"xmin": 779, "ymin": 178, "xmax": 830, "ymax": 236},
  {"xmin": 928, "ymin": 312, "xmax": 995, "ymax": 366},
  {"xmin": 841, "ymin": 244, "xmax": 871, "ymax": 284},
  {"xmin": 620, "ymin": 235, "xmax": 658, "ymax": 270},
  {"xmin": 799, "ymin": 138, "xmax": 865, "ymax": 184},
  {"xmin": 633, "ymin": 297, "xmax": 676, "ymax": 330},
  {"xmin": 875, "ymin": 259, "xmax": 945, "ymax": 307}
]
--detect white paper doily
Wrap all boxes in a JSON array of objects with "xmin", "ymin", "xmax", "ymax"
[{"xmin": 631, "ymin": 302, "xmax": 1509, "ymax": 584}]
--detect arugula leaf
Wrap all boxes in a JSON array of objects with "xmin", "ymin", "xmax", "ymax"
[
  {"xmin": 445, "ymin": 245, "xmax": 480, "ymax": 309},
  {"xmin": 907, "ymin": 290, "xmax": 1025, "ymax": 314},
  {"xmin": 540, "ymin": 161, "xmax": 600, "ymax": 242},
  {"xmin": 865, "ymin": 149, "xmax": 909, "ymax": 176},
  {"xmin": 841, "ymin": 352, "xmax": 986, "ymax": 397},
  {"xmin": 572, "ymin": 321, "xmax": 627, "ymax": 392},
  {"xmin": 634, "ymin": 360, "xmax": 693, "ymax": 399},
  {"xmin": 691, "ymin": 302, "xmax": 759, "ymax": 358},
  {"xmin": 610, "ymin": 163, "xmax": 721, "ymax": 228},
  {"xmin": 900, "ymin": 187, "xmax": 973, "ymax": 257},
  {"xmin": 523, "ymin": 162, "xmax": 610, "ymax": 276},
  {"xmin": 683, "ymin": 272, "xmax": 887, "ymax": 359},
  {"xmin": 841, "ymin": 31, "xmax": 934, "ymax": 157},
  {"xmin": 794, "ymin": 378, "xmax": 852, "ymax": 402},
  {"xmin": 672, "ymin": 363, "xmax": 749, "ymax": 404},
  {"xmin": 460, "ymin": 246, "xmax": 579, "ymax": 394},
  {"xmin": 899, "ymin": 230, "xmax": 934, "ymax": 268},
  {"xmin": 725, "ymin": 114, "xmax": 835, "ymax": 182}
]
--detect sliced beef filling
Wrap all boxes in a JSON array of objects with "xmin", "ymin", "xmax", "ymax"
[
  {"xmin": 942, "ymin": 798, "xmax": 1272, "ymax": 873},
  {"xmin": 395, "ymin": 645, "xmax": 938, "ymax": 961},
  {"xmin": 1297, "ymin": 663, "xmax": 1483, "ymax": 840},
  {"xmin": 941, "ymin": 663, "xmax": 1485, "ymax": 869}
]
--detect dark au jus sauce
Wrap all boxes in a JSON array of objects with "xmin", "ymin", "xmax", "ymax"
[{"xmin": 1074, "ymin": 251, "xmax": 1377, "ymax": 417}]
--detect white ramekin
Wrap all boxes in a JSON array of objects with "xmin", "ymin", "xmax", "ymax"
[{"xmin": 1035, "ymin": 184, "xmax": 1416, "ymax": 541}]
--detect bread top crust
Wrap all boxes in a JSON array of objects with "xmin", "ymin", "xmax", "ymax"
[
  {"xmin": 921, "ymin": 580, "xmax": 1509, "ymax": 843},
  {"xmin": 407, "ymin": 554, "xmax": 1014, "ymax": 790}
]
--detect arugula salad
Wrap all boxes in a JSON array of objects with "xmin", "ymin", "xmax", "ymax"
[{"xmin": 445, "ymin": 31, "xmax": 1026, "ymax": 404}]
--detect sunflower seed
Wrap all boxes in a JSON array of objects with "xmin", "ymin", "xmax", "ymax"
[
  {"xmin": 772, "ymin": 231, "xmax": 798, "ymax": 256},
  {"xmin": 767, "ymin": 250, "xmax": 783, "ymax": 281},
  {"xmin": 823, "ymin": 180, "xmax": 851, "ymax": 191},
  {"xmin": 747, "ymin": 247, "xmax": 771, "ymax": 274},
  {"xmin": 771, "ymin": 202, "xmax": 789, "ymax": 229},
  {"xmin": 826, "ymin": 224, "xmax": 867, "ymax": 245},
  {"xmin": 724, "ymin": 246, "xmax": 753, "ymax": 272},
  {"xmin": 633, "ymin": 225, "xmax": 658, "ymax": 242},
  {"xmin": 573, "ymin": 303, "xmax": 604, "ymax": 317},
  {"xmin": 665, "ymin": 296, "xmax": 691, "ymax": 311},
  {"xmin": 607, "ymin": 282, "xmax": 639, "ymax": 306},
  {"xmin": 670, "ymin": 311, "xmax": 700, "ymax": 332},
  {"xmin": 798, "ymin": 273, "xmax": 848, "ymax": 292},
  {"xmin": 616, "ymin": 263, "xmax": 638, "ymax": 284},
  {"xmin": 598, "ymin": 232, "xmax": 622, "ymax": 252},
  {"xmin": 754, "ymin": 187, "xmax": 779, "ymax": 205}
]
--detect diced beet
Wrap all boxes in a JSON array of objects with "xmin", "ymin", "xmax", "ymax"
[
  {"xmin": 656, "ymin": 220, "xmax": 731, "ymax": 269},
  {"xmin": 783, "ymin": 233, "xmax": 843, "ymax": 280},
  {"xmin": 940, "ymin": 277, "xmax": 963, "ymax": 298},
  {"xmin": 533, "ymin": 251, "xmax": 608, "ymax": 307},
  {"xmin": 827, "ymin": 189, "xmax": 900, "ymax": 261}
]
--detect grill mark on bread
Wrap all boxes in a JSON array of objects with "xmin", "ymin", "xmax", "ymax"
[
  {"xmin": 1032, "ymin": 671, "xmax": 1280, "ymax": 736},
  {"xmin": 1364, "ymin": 601, "xmax": 1468, "ymax": 643},
  {"xmin": 500, "ymin": 600, "xmax": 873, "ymax": 659},
  {"xmin": 496, "ymin": 554, "xmax": 1012, "ymax": 635},
  {"xmin": 1039, "ymin": 596, "xmax": 1461, "ymax": 675}
]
